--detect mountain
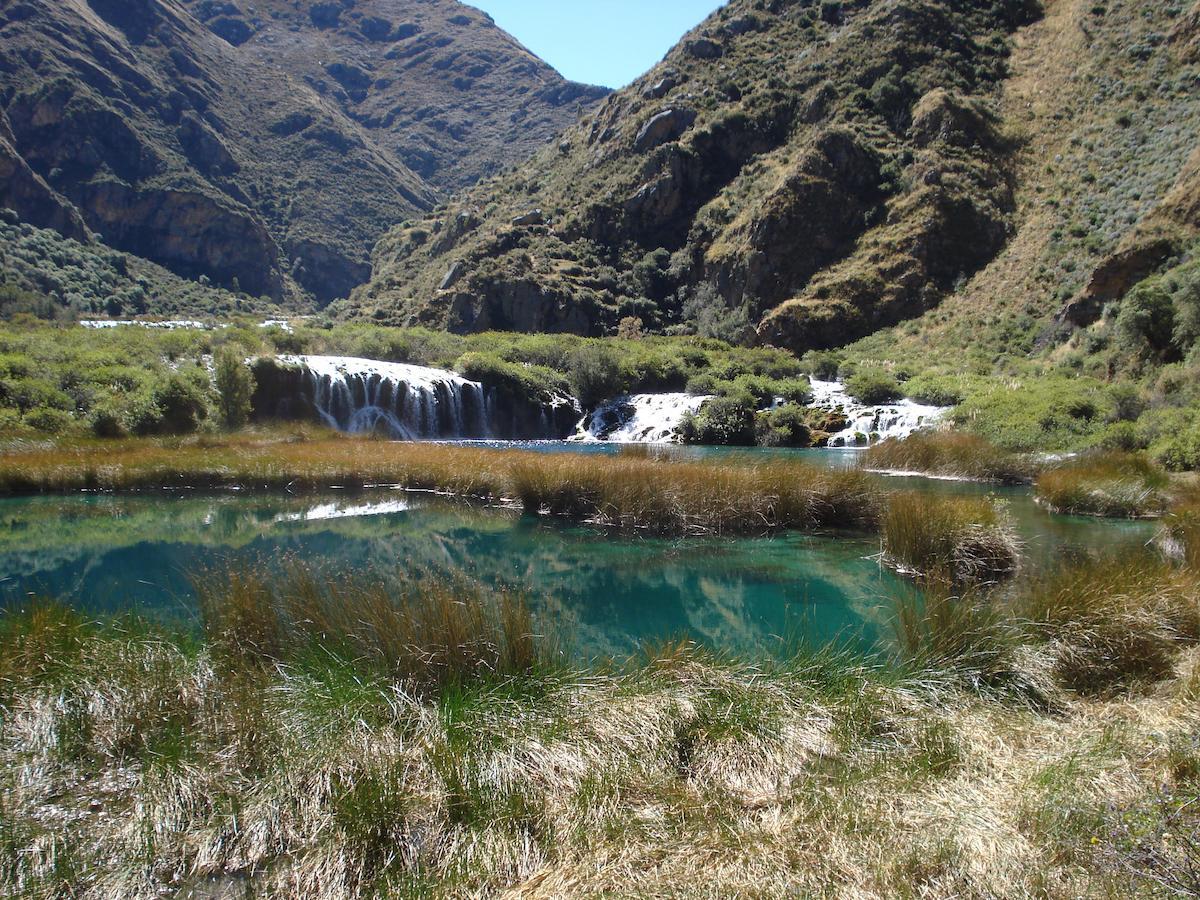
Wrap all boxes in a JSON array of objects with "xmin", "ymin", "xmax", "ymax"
[
  {"xmin": 0, "ymin": 0, "xmax": 606, "ymax": 305},
  {"xmin": 348, "ymin": 0, "xmax": 1200, "ymax": 366}
]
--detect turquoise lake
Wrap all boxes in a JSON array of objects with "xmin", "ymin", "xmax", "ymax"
[{"xmin": 0, "ymin": 445, "xmax": 1159, "ymax": 660}]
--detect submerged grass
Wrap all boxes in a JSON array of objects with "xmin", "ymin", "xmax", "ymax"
[
  {"xmin": 1035, "ymin": 451, "xmax": 1173, "ymax": 518},
  {"xmin": 1, "ymin": 558, "xmax": 1199, "ymax": 897},
  {"xmin": 865, "ymin": 432, "xmax": 1039, "ymax": 483},
  {"xmin": 196, "ymin": 563, "xmax": 552, "ymax": 695}
]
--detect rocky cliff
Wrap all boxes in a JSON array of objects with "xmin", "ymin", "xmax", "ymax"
[
  {"xmin": 0, "ymin": 0, "xmax": 606, "ymax": 305},
  {"xmin": 351, "ymin": 0, "xmax": 1200, "ymax": 368},
  {"xmin": 350, "ymin": 0, "xmax": 1037, "ymax": 347}
]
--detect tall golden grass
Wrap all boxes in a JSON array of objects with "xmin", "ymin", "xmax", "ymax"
[
  {"xmin": 0, "ymin": 431, "xmax": 881, "ymax": 535},
  {"xmin": 1035, "ymin": 451, "xmax": 1172, "ymax": 518},
  {"xmin": 865, "ymin": 432, "xmax": 1038, "ymax": 483},
  {"xmin": 882, "ymin": 492, "xmax": 1019, "ymax": 585}
]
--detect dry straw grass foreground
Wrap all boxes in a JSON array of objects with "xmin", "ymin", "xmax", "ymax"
[{"xmin": 1, "ymin": 555, "xmax": 1199, "ymax": 899}]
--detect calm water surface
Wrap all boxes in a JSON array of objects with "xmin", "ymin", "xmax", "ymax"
[{"xmin": 0, "ymin": 445, "xmax": 1157, "ymax": 659}]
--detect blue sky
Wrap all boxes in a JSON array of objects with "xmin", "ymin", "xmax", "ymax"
[{"xmin": 469, "ymin": 1, "xmax": 726, "ymax": 88}]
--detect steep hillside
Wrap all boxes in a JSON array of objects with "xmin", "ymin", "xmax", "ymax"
[
  {"xmin": 180, "ymin": 0, "xmax": 609, "ymax": 193},
  {"xmin": 0, "ymin": 0, "xmax": 604, "ymax": 305},
  {"xmin": 351, "ymin": 0, "xmax": 1040, "ymax": 342},
  {"xmin": 847, "ymin": 0, "xmax": 1200, "ymax": 367}
]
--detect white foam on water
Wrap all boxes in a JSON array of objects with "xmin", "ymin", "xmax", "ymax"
[
  {"xmin": 280, "ymin": 355, "xmax": 490, "ymax": 441},
  {"xmin": 80, "ymin": 319, "xmax": 219, "ymax": 330},
  {"xmin": 572, "ymin": 393, "xmax": 711, "ymax": 444},
  {"xmin": 808, "ymin": 379, "xmax": 948, "ymax": 447}
]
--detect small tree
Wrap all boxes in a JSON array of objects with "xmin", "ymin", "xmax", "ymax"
[{"xmin": 215, "ymin": 348, "xmax": 255, "ymax": 429}]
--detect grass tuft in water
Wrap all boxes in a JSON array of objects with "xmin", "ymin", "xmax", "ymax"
[
  {"xmin": 1035, "ymin": 451, "xmax": 1172, "ymax": 518},
  {"xmin": 882, "ymin": 492, "xmax": 1020, "ymax": 585},
  {"xmin": 865, "ymin": 432, "xmax": 1038, "ymax": 483}
]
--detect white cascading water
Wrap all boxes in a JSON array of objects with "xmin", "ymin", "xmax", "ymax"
[
  {"xmin": 280, "ymin": 355, "xmax": 490, "ymax": 440},
  {"xmin": 808, "ymin": 379, "xmax": 947, "ymax": 447},
  {"xmin": 572, "ymin": 393, "xmax": 711, "ymax": 444}
]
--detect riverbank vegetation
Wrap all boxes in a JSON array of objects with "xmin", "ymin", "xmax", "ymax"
[
  {"xmin": 1035, "ymin": 452, "xmax": 1175, "ymax": 519},
  {"xmin": 2, "ymin": 318, "xmax": 1200, "ymax": 469},
  {"xmin": 864, "ymin": 432, "xmax": 1038, "ymax": 483},
  {"xmin": 2, "ymin": 550, "xmax": 1198, "ymax": 898},
  {"xmin": 0, "ymin": 318, "xmax": 803, "ymax": 440}
]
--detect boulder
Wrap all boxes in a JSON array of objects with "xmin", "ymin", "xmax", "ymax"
[
  {"xmin": 642, "ymin": 74, "xmax": 678, "ymax": 100},
  {"xmin": 634, "ymin": 108, "xmax": 697, "ymax": 153},
  {"xmin": 511, "ymin": 208, "xmax": 545, "ymax": 227},
  {"xmin": 685, "ymin": 38, "xmax": 723, "ymax": 59}
]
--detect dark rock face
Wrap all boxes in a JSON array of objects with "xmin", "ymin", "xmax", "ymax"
[
  {"xmin": 79, "ymin": 181, "xmax": 284, "ymax": 298},
  {"xmin": 685, "ymin": 38, "xmax": 723, "ymax": 59},
  {"xmin": 0, "ymin": 111, "xmax": 89, "ymax": 241},
  {"xmin": 438, "ymin": 280, "xmax": 602, "ymax": 336},
  {"xmin": 1059, "ymin": 239, "xmax": 1178, "ymax": 328}
]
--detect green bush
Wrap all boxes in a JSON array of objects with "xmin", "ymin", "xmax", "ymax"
[
  {"xmin": 1116, "ymin": 281, "xmax": 1177, "ymax": 361},
  {"xmin": 565, "ymin": 344, "xmax": 626, "ymax": 407},
  {"xmin": 755, "ymin": 405, "xmax": 814, "ymax": 448},
  {"xmin": 454, "ymin": 351, "xmax": 569, "ymax": 406},
  {"xmin": 90, "ymin": 401, "xmax": 129, "ymax": 439},
  {"xmin": 680, "ymin": 395, "xmax": 757, "ymax": 446},
  {"xmin": 902, "ymin": 374, "xmax": 968, "ymax": 407},
  {"xmin": 1153, "ymin": 425, "xmax": 1200, "ymax": 472},
  {"xmin": 215, "ymin": 349, "xmax": 255, "ymax": 429},
  {"xmin": 23, "ymin": 406, "xmax": 73, "ymax": 435},
  {"xmin": 846, "ymin": 370, "xmax": 902, "ymax": 405}
]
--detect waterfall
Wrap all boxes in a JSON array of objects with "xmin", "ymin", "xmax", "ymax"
[
  {"xmin": 280, "ymin": 355, "xmax": 490, "ymax": 440},
  {"xmin": 572, "ymin": 393, "xmax": 711, "ymax": 444},
  {"xmin": 808, "ymin": 379, "xmax": 948, "ymax": 447}
]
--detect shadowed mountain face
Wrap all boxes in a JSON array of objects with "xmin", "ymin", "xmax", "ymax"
[
  {"xmin": 0, "ymin": 0, "xmax": 607, "ymax": 304},
  {"xmin": 179, "ymin": 0, "xmax": 610, "ymax": 194}
]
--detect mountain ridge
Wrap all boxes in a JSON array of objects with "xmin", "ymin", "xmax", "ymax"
[{"xmin": 0, "ymin": 0, "xmax": 606, "ymax": 305}]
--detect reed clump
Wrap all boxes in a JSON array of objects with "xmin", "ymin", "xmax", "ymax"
[
  {"xmin": 196, "ymin": 562, "xmax": 551, "ymax": 694},
  {"xmin": 510, "ymin": 452, "xmax": 881, "ymax": 534},
  {"xmin": 1035, "ymin": 451, "xmax": 1172, "ymax": 518},
  {"xmin": 1015, "ymin": 555, "xmax": 1200, "ymax": 694},
  {"xmin": 882, "ymin": 492, "xmax": 1020, "ymax": 585},
  {"xmin": 865, "ymin": 432, "xmax": 1038, "ymax": 483}
]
